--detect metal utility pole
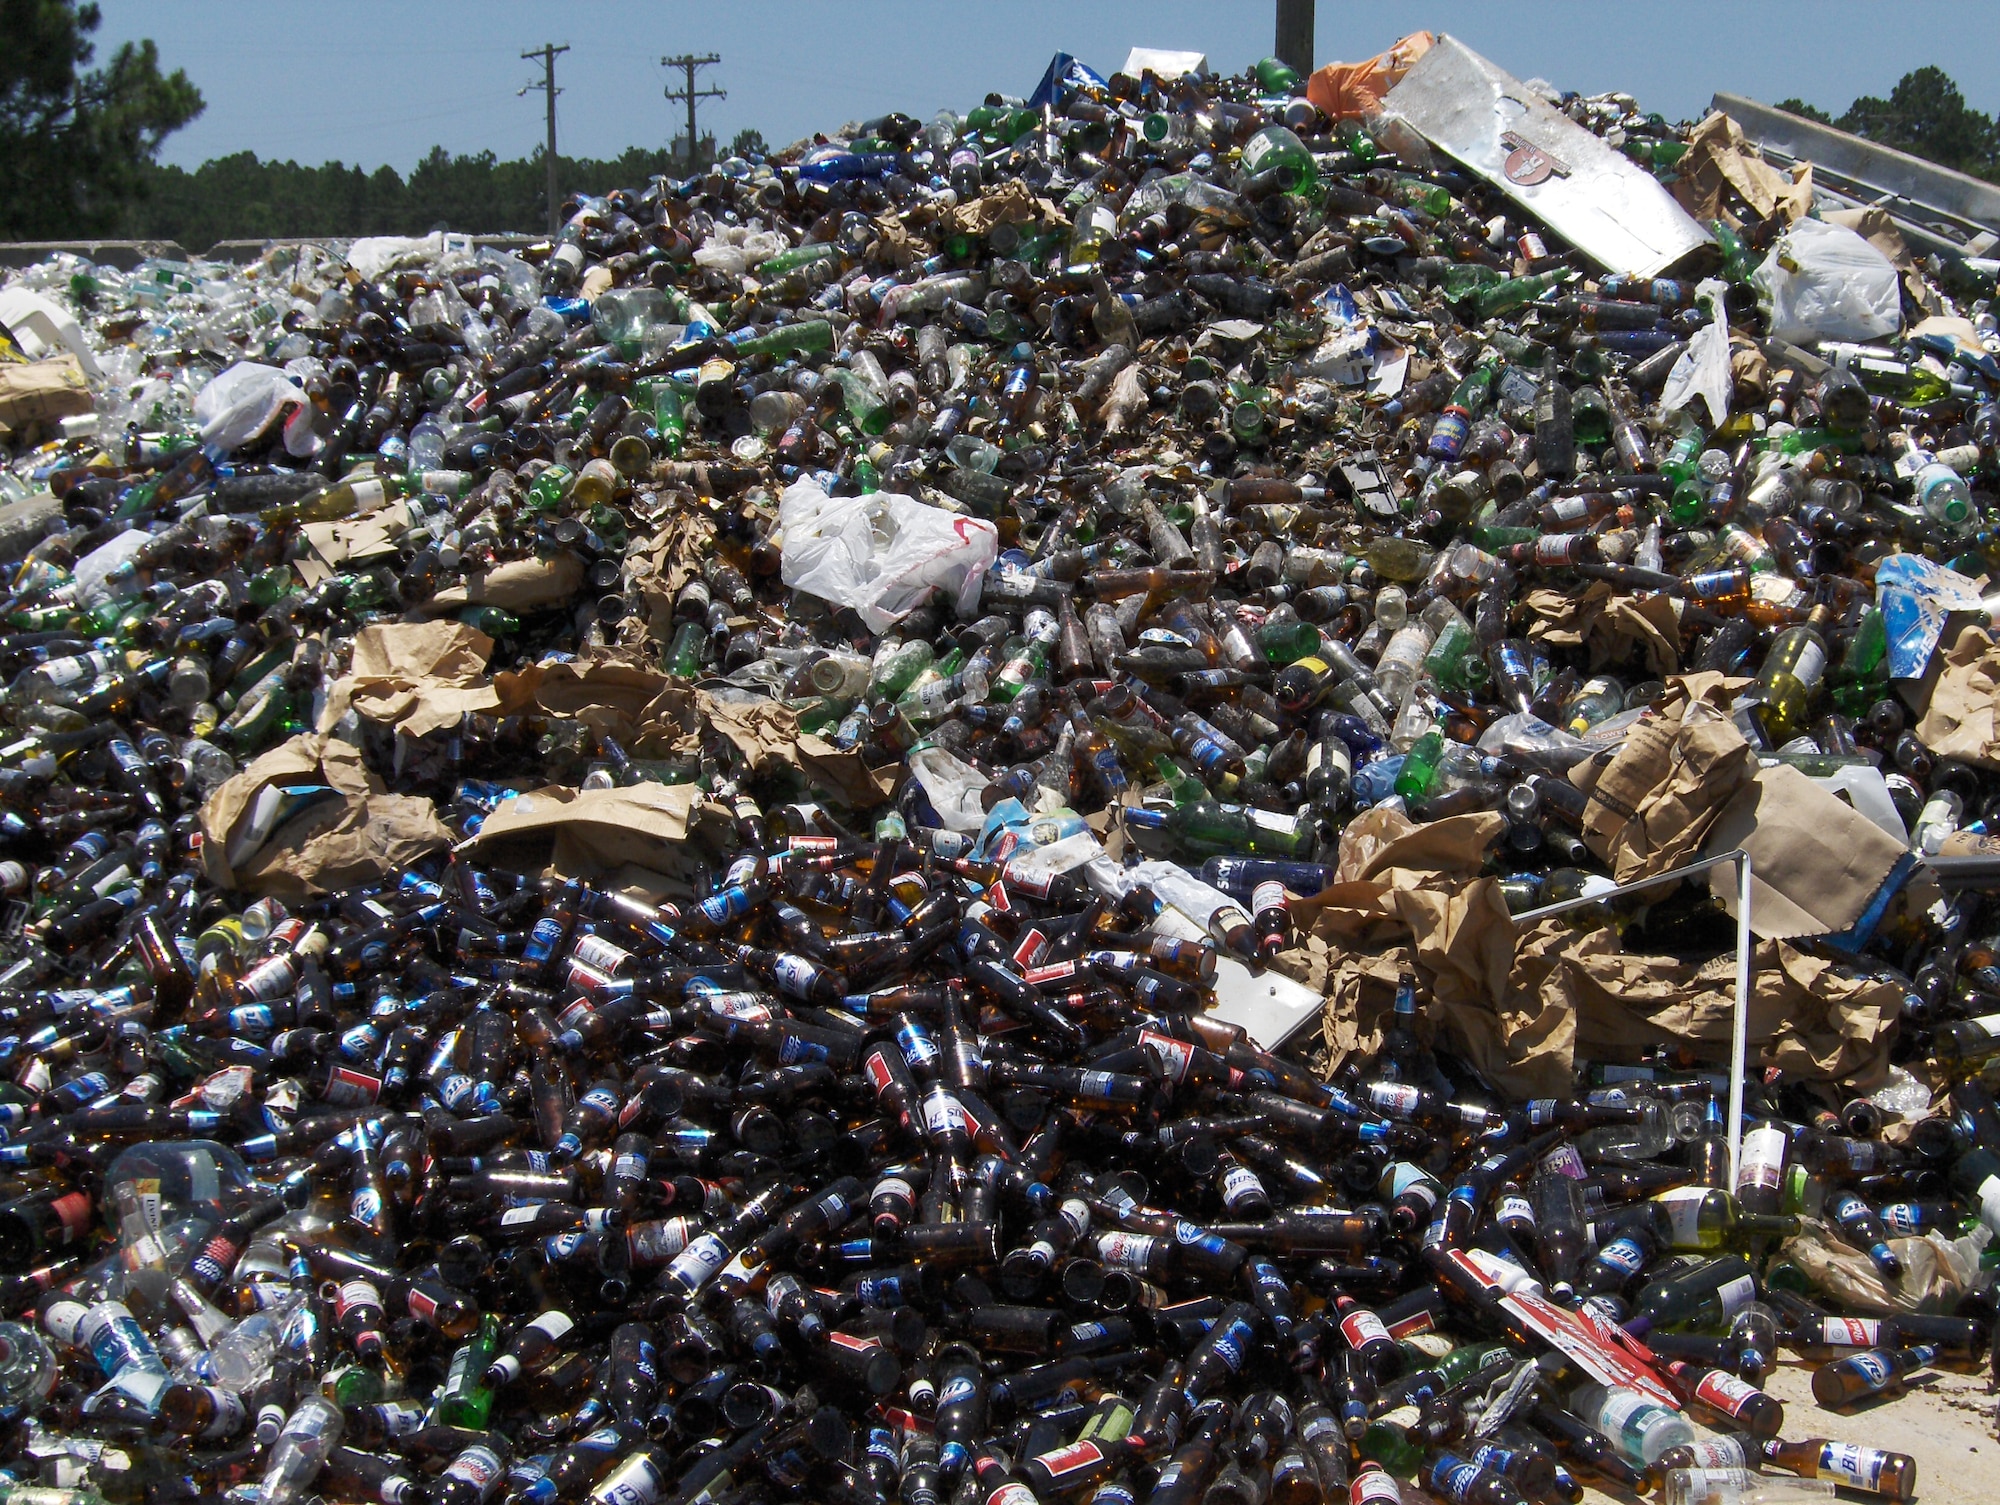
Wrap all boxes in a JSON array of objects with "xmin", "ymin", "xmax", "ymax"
[
  {"xmin": 520, "ymin": 43, "xmax": 569, "ymax": 235},
  {"xmin": 661, "ymin": 53, "xmax": 725, "ymax": 174},
  {"xmin": 1274, "ymin": 0, "xmax": 1314, "ymax": 78}
]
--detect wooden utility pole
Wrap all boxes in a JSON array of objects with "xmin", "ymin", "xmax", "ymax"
[
  {"xmin": 661, "ymin": 53, "xmax": 725, "ymax": 173},
  {"xmin": 1275, "ymin": 0, "xmax": 1314, "ymax": 77},
  {"xmin": 520, "ymin": 43, "xmax": 570, "ymax": 235}
]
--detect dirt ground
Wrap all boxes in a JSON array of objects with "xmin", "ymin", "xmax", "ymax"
[{"xmin": 1574, "ymin": 1358, "xmax": 1999, "ymax": 1504}]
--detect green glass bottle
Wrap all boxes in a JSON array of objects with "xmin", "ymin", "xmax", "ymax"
[
  {"xmin": 433, "ymin": 1313, "xmax": 500, "ymax": 1428},
  {"xmin": 753, "ymin": 243, "xmax": 842, "ymax": 279},
  {"xmin": 869, "ymin": 639, "xmax": 934, "ymax": 700},
  {"xmin": 651, "ymin": 383, "xmax": 688, "ymax": 456},
  {"xmin": 1258, "ymin": 615, "xmax": 1322, "ymax": 664},
  {"xmin": 730, "ymin": 318, "xmax": 834, "ymax": 360},
  {"xmin": 1395, "ymin": 731, "xmax": 1444, "ymax": 801},
  {"xmin": 667, "ymin": 621, "xmax": 706, "ymax": 680},
  {"xmin": 1151, "ymin": 755, "xmax": 1209, "ymax": 807},
  {"xmin": 1143, "ymin": 798, "xmax": 1315, "ymax": 857},
  {"xmin": 1469, "ymin": 269, "xmax": 1572, "ymax": 321},
  {"xmin": 823, "ymin": 368, "xmax": 890, "ymax": 435},
  {"xmin": 1649, "ymin": 1186, "xmax": 1800, "ymax": 1252},
  {"xmin": 1239, "ymin": 125, "xmax": 1320, "ymax": 198},
  {"xmin": 1252, "ymin": 57, "xmax": 1302, "ymax": 94},
  {"xmin": 527, "ymin": 464, "xmax": 574, "ymax": 513},
  {"xmin": 1434, "ymin": 1342, "xmax": 1514, "ymax": 1389},
  {"xmin": 458, "ymin": 606, "xmax": 520, "ymax": 639},
  {"xmin": 1360, "ymin": 1407, "xmax": 1426, "ymax": 1475},
  {"xmin": 1422, "ymin": 616, "xmax": 1487, "ymax": 694}
]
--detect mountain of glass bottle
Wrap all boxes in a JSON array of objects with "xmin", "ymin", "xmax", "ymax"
[{"xmin": 0, "ymin": 43, "xmax": 1998, "ymax": 1505}]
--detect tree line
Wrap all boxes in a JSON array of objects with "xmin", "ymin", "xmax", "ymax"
[
  {"xmin": 111, "ymin": 146, "xmax": 684, "ymax": 250},
  {"xmin": 1777, "ymin": 66, "xmax": 2000, "ymax": 182}
]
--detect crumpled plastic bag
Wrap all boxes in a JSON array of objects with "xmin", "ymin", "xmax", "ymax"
[
  {"xmin": 694, "ymin": 228, "xmax": 789, "ymax": 277},
  {"xmin": 346, "ymin": 233, "xmax": 447, "ymax": 281},
  {"xmin": 779, "ymin": 477, "xmax": 997, "ymax": 632},
  {"xmin": 1661, "ymin": 279, "xmax": 1733, "ymax": 426},
  {"xmin": 908, "ymin": 744, "xmax": 992, "ymax": 832},
  {"xmin": 193, "ymin": 362, "xmax": 309, "ymax": 453},
  {"xmin": 1305, "ymin": 31, "xmax": 1435, "ymax": 121},
  {"xmin": 1751, "ymin": 216, "xmax": 1902, "ymax": 344}
]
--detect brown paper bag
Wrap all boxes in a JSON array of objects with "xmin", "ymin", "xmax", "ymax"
[
  {"xmin": 199, "ymin": 733, "xmax": 451, "ymax": 900},
  {"xmin": 0, "ymin": 355, "xmax": 92, "ymax": 428},
  {"xmin": 1308, "ymin": 836, "xmax": 1901, "ymax": 1098},
  {"xmin": 1570, "ymin": 675, "xmax": 1755, "ymax": 882},
  {"xmin": 1536, "ymin": 926, "xmax": 1904, "ymax": 1089},
  {"xmin": 495, "ymin": 654, "xmax": 674, "ymax": 751},
  {"xmin": 1672, "ymin": 112, "xmax": 1813, "ymax": 225},
  {"xmin": 1703, "ymin": 763, "xmax": 1911, "ymax": 940},
  {"xmin": 942, "ymin": 180, "xmax": 1042, "ymax": 239},
  {"xmin": 1524, "ymin": 583, "xmax": 1682, "ymax": 675},
  {"xmin": 1914, "ymin": 625, "xmax": 2000, "ymax": 768},
  {"xmin": 625, "ymin": 509, "xmax": 719, "ymax": 639},
  {"xmin": 682, "ymin": 688, "xmax": 893, "ymax": 808},
  {"xmin": 318, "ymin": 621, "xmax": 504, "ymax": 739},
  {"xmin": 429, "ymin": 551, "xmax": 585, "ymax": 612},
  {"xmin": 459, "ymin": 782, "xmax": 710, "ymax": 884}
]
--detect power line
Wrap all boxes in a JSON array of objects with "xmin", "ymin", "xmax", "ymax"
[
  {"xmin": 519, "ymin": 43, "xmax": 570, "ymax": 235},
  {"xmin": 661, "ymin": 53, "xmax": 725, "ymax": 173}
]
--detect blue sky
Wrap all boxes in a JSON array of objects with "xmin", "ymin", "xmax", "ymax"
[{"xmin": 96, "ymin": 2, "xmax": 2000, "ymax": 173}]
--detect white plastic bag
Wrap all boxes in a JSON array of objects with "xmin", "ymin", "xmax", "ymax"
[
  {"xmin": 193, "ymin": 362, "xmax": 308, "ymax": 452},
  {"xmin": 1661, "ymin": 278, "xmax": 1734, "ymax": 426},
  {"xmin": 73, "ymin": 528, "xmax": 148, "ymax": 608},
  {"xmin": 907, "ymin": 744, "xmax": 990, "ymax": 831},
  {"xmin": 778, "ymin": 477, "xmax": 998, "ymax": 632},
  {"xmin": 1751, "ymin": 217, "xmax": 1902, "ymax": 344}
]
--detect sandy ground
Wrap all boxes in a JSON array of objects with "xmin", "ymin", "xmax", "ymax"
[{"xmin": 1575, "ymin": 1358, "xmax": 2000, "ymax": 1505}]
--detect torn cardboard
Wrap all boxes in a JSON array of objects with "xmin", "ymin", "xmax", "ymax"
[{"xmin": 296, "ymin": 500, "xmax": 417, "ymax": 583}]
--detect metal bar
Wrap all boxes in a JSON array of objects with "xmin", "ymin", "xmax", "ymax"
[
  {"xmin": 1508, "ymin": 848, "xmax": 1755, "ymax": 1185},
  {"xmin": 1918, "ymin": 853, "xmax": 2000, "ymax": 887},
  {"xmin": 1714, "ymin": 92, "xmax": 2000, "ymax": 245},
  {"xmin": 1730, "ymin": 852, "xmax": 1755, "ymax": 1189},
  {"xmin": 1508, "ymin": 850, "xmax": 1747, "ymax": 923}
]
